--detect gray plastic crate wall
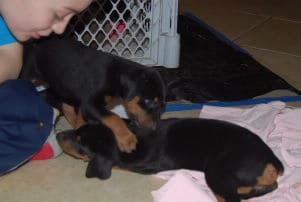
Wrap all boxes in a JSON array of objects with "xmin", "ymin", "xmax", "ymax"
[{"xmin": 63, "ymin": 0, "xmax": 180, "ymax": 68}]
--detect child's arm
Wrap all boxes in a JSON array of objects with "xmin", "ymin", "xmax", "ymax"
[{"xmin": 0, "ymin": 42, "xmax": 23, "ymax": 84}]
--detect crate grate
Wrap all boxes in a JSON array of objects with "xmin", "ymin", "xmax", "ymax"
[{"xmin": 63, "ymin": 0, "xmax": 180, "ymax": 68}]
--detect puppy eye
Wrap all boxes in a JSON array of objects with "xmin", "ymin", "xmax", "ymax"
[{"xmin": 138, "ymin": 99, "xmax": 148, "ymax": 106}]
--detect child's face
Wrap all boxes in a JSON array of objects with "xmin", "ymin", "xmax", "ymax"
[{"xmin": 1, "ymin": 0, "xmax": 92, "ymax": 42}]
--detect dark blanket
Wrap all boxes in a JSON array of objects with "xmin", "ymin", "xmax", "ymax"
[{"xmin": 156, "ymin": 14, "xmax": 300, "ymax": 103}]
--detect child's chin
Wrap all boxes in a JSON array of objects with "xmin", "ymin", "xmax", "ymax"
[{"xmin": 21, "ymin": 38, "xmax": 37, "ymax": 45}]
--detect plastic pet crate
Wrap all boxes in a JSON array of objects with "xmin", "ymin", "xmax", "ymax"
[{"xmin": 63, "ymin": 0, "xmax": 180, "ymax": 68}]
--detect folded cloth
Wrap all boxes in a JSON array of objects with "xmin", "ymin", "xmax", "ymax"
[
  {"xmin": 152, "ymin": 170, "xmax": 216, "ymax": 202},
  {"xmin": 273, "ymin": 108, "xmax": 301, "ymax": 167},
  {"xmin": 152, "ymin": 101, "xmax": 301, "ymax": 202},
  {"xmin": 152, "ymin": 170, "xmax": 215, "ymax": 202}
]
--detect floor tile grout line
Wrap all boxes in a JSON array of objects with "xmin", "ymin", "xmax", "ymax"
[
  {"xmin": 236, "ymin": 10, "xmax": 301, "ymax": 23},
  {"xmin": 242, "ymin": 45, "xmax": 301, "ymax": 58},
  {"xmin": 237, "ymin": 10, "xmax": 271, "ymax": 18},
  {"xmin": 272, "ymin": 17, "xmax": 301, "ymax": 24},
  {"xmin": 233, "ymin": 15, "xmax": 273, "ymax": 41}
]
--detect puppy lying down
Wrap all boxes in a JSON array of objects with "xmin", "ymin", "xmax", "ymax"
[{"xmin": 56, "ymin": 118, "xmax": 284, "ymax": 202}]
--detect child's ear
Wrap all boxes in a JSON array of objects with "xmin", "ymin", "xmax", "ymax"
[{"xmin": 85, "ymin": 155, "xmax": 112, "ymax": 179}]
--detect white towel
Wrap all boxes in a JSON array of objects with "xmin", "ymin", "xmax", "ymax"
[{"xmin": 152, "ymin": 101, "xmax": 301, "ymax": 202}]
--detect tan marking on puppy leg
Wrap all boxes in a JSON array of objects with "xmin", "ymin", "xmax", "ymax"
[
  {"xmin": 257, "ymin": 164, "xmax": 280, "ymax": 186},
  {"xmin": 62, "ymin": 103, "xmax": 86, "ymax": 129},
  {"xmin": 101, "ymin": 114, "xmax": 137, "ymax": 153},
  {"xmin": 123, "ymin": 96, "xmax": 141, "ymax": 113},
  {"xmin": 215, "ymin": 194, "xmax": 226, "ymax": 202},
  {"xmin": 104, "ymin": 95, "xmax": 114, "ymax": 104},
  {"xmin": 62, "ymin": 103, "xmax": 78, "ymax": 128},
  {"xmin": 237, "ymin": 186, "xmax": 253, "ymax": 194},
  {"xmin": 124, "ymin": 96, "xmax": 154, "ymax": 128},
  {"xmin": 104, "ymin": 96, "xmax": 122, "ymax": 110}
]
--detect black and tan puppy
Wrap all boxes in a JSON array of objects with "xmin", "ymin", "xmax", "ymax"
[
  {"xmin": 22, "ymin": 37, "xmax": 166, "ymax": 153},
  {"xmin": 57, "ymin": 118, "xmax": 284, "ymax": 202}
]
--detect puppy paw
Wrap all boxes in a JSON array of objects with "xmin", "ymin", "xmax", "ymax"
[{"xmin": 116, "ymin": 131, "xmax": 138, "ymax": 153}]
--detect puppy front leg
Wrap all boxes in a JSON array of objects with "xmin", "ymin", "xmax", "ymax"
[
  {"xmin": 101, "ymin": 113, "xmax": 137, "ymax": 153},
  {"xmin": 62, "ymin": 103, "xmax": 85, "ymax": 129},
  {"xmin": 82, "ymin": 104, "xmax": 137, "ymax": 153}
]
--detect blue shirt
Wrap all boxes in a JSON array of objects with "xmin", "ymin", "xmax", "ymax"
[{"xmin": 0, "ymin": 15, "xmax": 17, "ymax": 46}]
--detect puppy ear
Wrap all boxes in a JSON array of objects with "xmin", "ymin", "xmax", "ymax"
[
  {"xmin": 120, "ymin": 74, "xmax": 136, "ymax": 99},
  {"xmin": 85, "ymin": 155, "xmax": 113, "ymax": 180}
]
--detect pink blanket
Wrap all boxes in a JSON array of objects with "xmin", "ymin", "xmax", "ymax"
[{"xmin": 152, "ymin": 101, "xmax": 301, "ymax": 202}]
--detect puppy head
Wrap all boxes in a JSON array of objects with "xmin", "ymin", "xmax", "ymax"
[
  {"xmin": 56, "ymin": 124, "xmax": 118, "ymax": 179},
  {"xmin": 122, "ymin": 69, "xmax": 166, "ymax": 129}
]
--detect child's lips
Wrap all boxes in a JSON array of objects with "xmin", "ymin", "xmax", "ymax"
[
  {"xmin": 32, "ymin": 30, "xmax": 52, "ymax": 39},
  {"xmin": 32, "ymin": 32, "xmax": 41, "ymax": 39}
]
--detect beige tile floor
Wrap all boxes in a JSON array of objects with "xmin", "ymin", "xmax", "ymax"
[{"xmin": 1, "ymin": 1, "xmax": 301, "ymax": 202}]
